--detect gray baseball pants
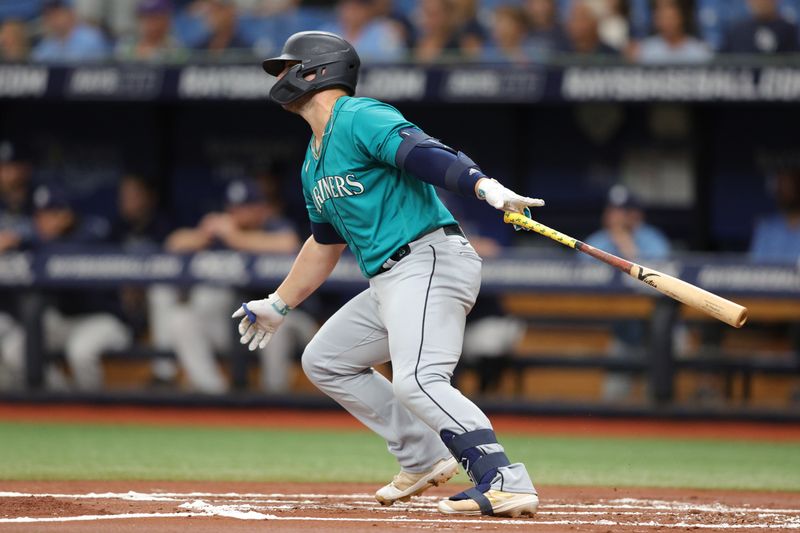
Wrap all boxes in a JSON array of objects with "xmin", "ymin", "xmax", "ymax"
[{"xmin": 302, "ymin": 227, "xmax": 536, "ymax": 494}]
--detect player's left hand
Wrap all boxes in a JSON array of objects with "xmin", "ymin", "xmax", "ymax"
[
  {"xmin": 476, "ymin": 178, "xmax": 544, "ymax": 214},
  {"xmin": 231, "ymin": 293, "xmax": 291, "ymax": 351}
]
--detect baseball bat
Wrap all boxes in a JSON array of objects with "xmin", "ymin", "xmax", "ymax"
[{"xmin": 503, "ymin": 212, "xmax": 748, "ymax": 328}]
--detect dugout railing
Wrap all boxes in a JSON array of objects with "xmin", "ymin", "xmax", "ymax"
[
  {"xmin": 499, "ymin": 293, "xmax": 800, "ymax": 404},
  {"xmin": 2, "ymin": 250, "xmax": 798, "ymax": 412}
]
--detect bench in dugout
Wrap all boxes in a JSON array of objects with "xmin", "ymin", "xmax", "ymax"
[{"xmin": 491, "ymin": 293, "xmax": 800, "ymax": 404}]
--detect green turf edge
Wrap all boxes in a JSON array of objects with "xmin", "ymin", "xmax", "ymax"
[{"xmin": 1, "ymin": 422, "xmax": 798, "ymax": 492}]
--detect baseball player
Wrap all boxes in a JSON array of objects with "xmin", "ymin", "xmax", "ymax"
[{"xmin": 233, "ymin": 31, "xmax": 541, "ymax": 517}]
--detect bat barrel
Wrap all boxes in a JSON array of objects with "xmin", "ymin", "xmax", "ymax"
[
  {"xmin": 631, "ymin": 264, "xmax": 748, "ymax": 329},
  {"xmin": 504, "ymin": 211, "xmax": 749, "ymax": 329}
]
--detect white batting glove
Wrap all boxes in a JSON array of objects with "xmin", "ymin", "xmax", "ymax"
[
  {"xmin": 231, "ymin": 293, "xmax": 291, "ymax": 351},
  {"xmin": 476, "ymin": 178, "xmax": 545, "ymax": 213}
]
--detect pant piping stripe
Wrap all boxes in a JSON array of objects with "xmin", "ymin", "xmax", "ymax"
[{"xmin": 414, "ymin": 245, "xmax": 467, "ymax": 433}]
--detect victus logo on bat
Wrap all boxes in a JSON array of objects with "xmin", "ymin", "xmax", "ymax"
[
  {"xmin": 637, "ymin": 268, "xmax": 661, "ymax": 288},
  {"xmin": 311, "ymin": 174, "xmax": 365, "ymax": 213}
]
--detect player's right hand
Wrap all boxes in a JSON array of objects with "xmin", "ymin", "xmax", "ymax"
[
  {"xmin": 231, "ymin": 293, "xmax": 291, "ymax": 351},
  {"xmin": 476, "ymin": 178, "xmax": 545, "ymax": 213}
]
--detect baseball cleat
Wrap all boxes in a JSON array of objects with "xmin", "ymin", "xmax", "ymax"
[
  {"xmin": 437, "ymin": 490, "xmax": 539, "ymax": 517},
  {"xmin": 375, "ymin": 457, "xmax": 459, "ymax": 506}
]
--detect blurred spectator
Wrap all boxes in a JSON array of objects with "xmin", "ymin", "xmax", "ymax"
[
  {"xmin": 373, "ymin": 0, "xmax": 416, "ymax": 50},
  {"xmin": 110, "ymin": 174, "xmax": 172, "ymax": 250},
  {"xmin": 751, "ymin": 170, "xmax": 800, "ymax": 262},
  {"xmin": 160, "ymin": 179, "xmax": 312, "ymax": 393},
  {"xmin": 250, "ymin": 0, "xmax": 300, "ymax": 16},
  {"xmin": 413, "ymin": 0, "xmax": 460, "ymax": 62},
  {"xmin": 6, "ymin": 185, "xmax": 131, "ymax": 391},
  {"xmin": 406, "ymin": 0, "xmax": 486, "ymax": 59},
  {"xmin": 0, "ymin": 310, "xmax": 24, "ymax": 391},
  {"xmin": 584, "ymin": 185, "xmax": 671, "ymax": 402},
  {"xmin": 323, "ymin": 0, "xmax": 404, "ymax": 61},
  {"xmin": 0, "ymin": 140, "xmax": 32, "ymax": 391},
  {"xmin": 0, "ymin": 140, "xmax": 34, "ymax": 252},
  {"xmin": 749, "ymin": 170, "xmax": 800, "ymax": 404},
  {"xmin": 586, "ymin": 184, "xmax": 670, "ymax": 269},
  {"xmin": 0, "ymin": 19, "xmax": 30, "ymax": 61},
  {"xmin": 451, "ymin": 0, "xmax": 486, "ymax": 59},
  {"xmin": 484, "ymin": 6, "xmax": 531, "ymax": 63},
  {"xmin": 558, "ymin": 0, "xmax": 619, "ymax": 55},
  {"xmin": 109, "ymin": 175, "xmax": 177, "ymax": 386},
  {"xmin": 32, "ymin": 0, "xmax": 110, "ymax": 62},
  {"xmin": 721, "ymin": 0, "xmax": 799, "ymax": 54},
  {"xmin": 633, "ymin": 0, "xmax": 711, "ymax": 64},
  {"xmin": 74, "ymin": 0, "xmax": 140, "ymax": 40},
  {"xmin": 586, "ymin": 0, "xmax": 629, "ymax": 49},
  {"xmin": 116, "ymin": 0, "xmax": 188, "ymax": 61},
  {"xmin": 194, "ymin": 0, "xmax": 251, "ymax": 58},
  {"xmin": 523, "ymin": 0, "xmax": 566, "ymax": 59}
]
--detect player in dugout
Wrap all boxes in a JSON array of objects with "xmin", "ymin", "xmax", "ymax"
[{"xmin": 231, "ymin": 31, "xmax": 541, "ymax": 517}]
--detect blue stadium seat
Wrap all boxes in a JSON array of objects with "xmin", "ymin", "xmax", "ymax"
[
  {"xmin": 696, "ymin": 0, "xmax": 727, "ymax": 49},
  {"xmin": 172, "ymin": 11, "xmax": 211, "ymax": 48},
  {"xmin": 252, "ymin": 17, "xmax": 287, "ymax": 57},
  {"xmin": 251, "ymin": 9, "xmax": 334, "ymax": 57},
  {"xmin": 238, "ymin": 14, "xmax": 271, "ymax": 47},
  {"xmin": 392, "ymin": 0, "xmax": 417, "ymax": 17},
  {"xmin": 778, "ymin": 0, "xmax": 800, "ymax": 24},
  {"xmin": 628, "ymin": 0, "xmax": 651, "ymax": 39},
  {"xmin": 556, "ymin": 0, "xmax": 570, "ymax": 19},
  {"xmin": 293, "ymin": 7, "xmax": 334, "ymax": 32},
  {"xmin": 482, "ymin": 0, "xmax": 523, "ymax": 10},
  {"xmin": 0, "ymin": 0, "xmax": 43, "ymax": 21}
]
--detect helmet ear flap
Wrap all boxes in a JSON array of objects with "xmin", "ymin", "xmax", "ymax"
[{"xmin": 269, "ymin": 62, "xmax": 312, "ymax": 105}]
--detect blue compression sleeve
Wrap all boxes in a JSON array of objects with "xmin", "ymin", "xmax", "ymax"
[{"xmin": 395, "ymin": 128, "xmax": 487, "ymax": 197}]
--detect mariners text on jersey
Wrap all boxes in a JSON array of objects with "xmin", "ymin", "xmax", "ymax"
[{"xmin": 310, "ymin": 174, "xmax": 365, "ymax": 213}]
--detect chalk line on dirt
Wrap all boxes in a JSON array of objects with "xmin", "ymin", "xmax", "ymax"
[{"xmin": 2, "ymin": 491, "xmax": 800, "ymax": 529}]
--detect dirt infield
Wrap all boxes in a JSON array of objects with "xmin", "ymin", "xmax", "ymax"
[
  {"xmin": 1, "ymin": 481, "xmax": 799, "ymax": 532},
  {"xmin": 2, "ymin": 405, "xmax": 799, "ymax": 531}
]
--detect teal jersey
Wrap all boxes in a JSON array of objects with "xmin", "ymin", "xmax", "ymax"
[{"xmin": 300, "ymin": 96, "xmax": 457, "ymax": 278}]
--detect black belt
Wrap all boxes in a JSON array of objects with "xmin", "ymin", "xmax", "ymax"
[
  {"xmin": 442, "ymin": 224, "xmax": 466, "ymax": 238},
  {"xmin": 377, "ymin": 224, "xmax": 465, "ymax": 275}
]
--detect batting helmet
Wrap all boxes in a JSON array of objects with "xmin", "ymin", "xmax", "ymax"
[{"xmin": 262, "ymin": 31, "xmax": 361, "ymax": 105}]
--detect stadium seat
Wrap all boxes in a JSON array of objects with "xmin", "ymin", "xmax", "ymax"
[
  {"xmin": 293, "ymin": 8, "xmax": 334, "ymax": 32},
  {"xmin": 172, "ymin": 11, "xmax": 211, "ymax": 48},
  {"xmin": 0, "ymin": 0, "xmax": 43, "ymax": 21},
  {"xmin": 252, "ymin": 8, "xmax": 334, "ymax": 57},
  {"xmin": 238, "ymin": 14, "xmax": 270, "ymax": 48},
  {"xmin": 628, "ymin": 0, "xmax": 652, "ymax": 39},
  {"xmin": 393, "ymin": 0, "xmax": 417, "ymax": 17},
  {"xmin": 781, "ymin": 0, "xmax": 800, "ymax": 22},
  {"xmin": 696, "ymin": 0, "xmax": 726, "ymax": 49}
]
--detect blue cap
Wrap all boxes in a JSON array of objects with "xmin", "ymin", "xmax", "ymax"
[
  {"xmin": 137, "ymin": 0, "xmax": 173, "ymax": 15},
  {"xmin": 33, "ymin": 185, "xmax": 71, "ymax": 210},
  {"xmin": 607, "ymin": 184, "xmax": 642, "ymax": 209},
  {"xmin": 226, "ymin": 179, "xmax": 264, "ymax": 206}
]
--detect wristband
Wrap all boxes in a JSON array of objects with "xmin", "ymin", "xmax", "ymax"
[{"xmin": 270, "ymin": 293, "xmax": 292, "ymax": 316}]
